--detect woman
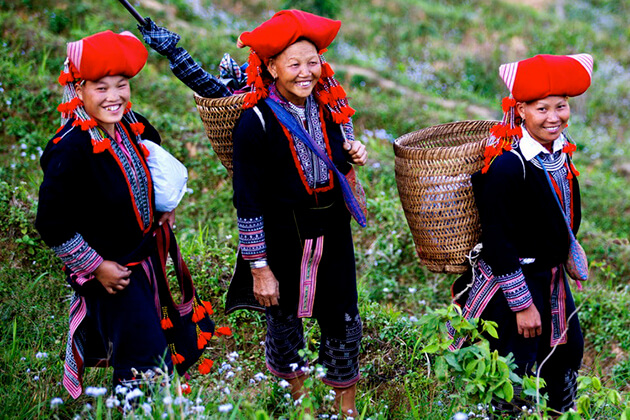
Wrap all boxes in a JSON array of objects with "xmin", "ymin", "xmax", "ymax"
[
  {"xmin": 36, "ymin": 30, "xmax": 213, "ymax": 398},
  {"xmin": 450, "ymin": 53, "xmax": 593, "ymax": 414},
  {"xmin": 229, "ymin": 10, "xmax": 367, "ymax": 417}
]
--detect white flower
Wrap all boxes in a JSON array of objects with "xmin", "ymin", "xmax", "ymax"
[
  {"xmin": 85, "ymin": 387, "xmax": 108, "ymax": 397},
  {"xmin": 142, "ymin": 403, "xmax": 152, "ymax": 415},
  {"xmin": 253, "ymin": 372, "xmax": 267, "ymax": 381},
  {"xmin": 226, "ymin": 234, "xmax": 233, "ymax": 240},
  {"xmin": 316, "ymin": 366, "xmax": 326, "ymax": 378},
  {"xmin": 115, "ymin": 385, "xmax": 129, "ymax": 395},
  {"xmin": 225, "ymin": 371, "xmax": 235, "ymax": 379},
  {"xmin": 278, "ymin": 379, "xmax": 290, "ymax": 389},
  {"xmin": 382, "ymin": 287, "xmax": 390, "ymax": 293},
  {"xmin": 20, "ymin": 357, "xmax": 26, "ymax": 361},
  {"xmin": 20, "ymin": 143, "xmax": 27, "ymax": 149},
  {"xmin": 50, "ymin": 397, "xmax": 63, "ymax": 408},
  {"xmin": 453, "ymin": 413, "xmax": 468, "ymax": 420},
  {"xmin": 33, "ymin": 376, "xmax": 39, "ymax": 381},
  {"xmin": 222, "ymin": 387, "xmax": 230, "ymax": 395},
  {"xmin": 190, "ymin": 405, "xmax": 204, "ymax": 413},
  {"xmin": 289, "ymin": 363, "xmax": 299, "ymax": 372},
  {"xmin": 125, "ymin": 388, "xmax": 144, "ymax": 400},
  {"xmin": 105, "ymin": 397, "xmax": 120, "ymax": 408},
  {"xmin": 35, "ymin": 352, "xmax": 48, "ymax": 359},
  {"xmin": 163, "ymin": 396, "xmax": 173, "ymax": 405},
  {"xmin": 218, "ymin": 403, "xmax": 233, "ymax": 413},
  {"xmin": 409, "ymin": 316, "xmax": 419, "ymax": 323},
  {"xmin": 249, "ymin": 379, "xmax": 256, "ymax": 384},
  {"xmin": 284, "ymin": 393, "xmax": 291, "ymax": 400},
  {"xmin": 227, "ymin": 351, "xmax": 239, "ymax": 361},
  {"xmin": 408, "ymin": 287, "xmax": 417, "ymax": 294}
]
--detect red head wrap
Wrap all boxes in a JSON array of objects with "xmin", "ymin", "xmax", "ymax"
[
  {"xmin": 66, "ymin": 30, "xmax": 148, "ymax": 81},
  {"xmin": 499, "ymin": 54, "xmax": 593, "ymax": 102},
  {"xmin": 482, "ymin": 53, "xmax": 594, "ymax": 173},
  {"xmin": 238, "ymin": 10, "xmax": 340, "ymax": 62}
]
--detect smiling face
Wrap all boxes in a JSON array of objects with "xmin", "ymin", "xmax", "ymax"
[
  {"xmin": 267, "ymin": 40, "xmax": 322, "ymax": 106},
  {"xmin": 76, "ymin": 75, "xmax": 130, "ymax": 138},
  {"xmin": 517, "ymin": 96, "xmax": 571, "ymax": 149}
]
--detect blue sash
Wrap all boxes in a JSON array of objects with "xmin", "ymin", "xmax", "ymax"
[{"xmin": 264, "ymin": 98, "xmax": 367, "ymax": 227}]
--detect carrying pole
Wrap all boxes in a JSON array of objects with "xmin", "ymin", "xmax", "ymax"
[{"xmin": 117, "ymin": 0, "xmax": 147, "ymax": 26}]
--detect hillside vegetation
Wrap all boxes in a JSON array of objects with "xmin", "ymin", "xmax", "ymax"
[{"xmin": 1, "ymin": 0, "xmax": 629, "ymax": 418}]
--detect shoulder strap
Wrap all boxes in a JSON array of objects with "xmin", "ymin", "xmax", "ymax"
[
  {"xmin": 252, "ymin": 106, "xmax": 265, "ymax": 132},
  {"xmin": 535, "ymin": 156, "xmax": 577, "ymax": 241},
  {"xmin": 508, "ymin": 149, "xmax": 526, "ymax": 180}
]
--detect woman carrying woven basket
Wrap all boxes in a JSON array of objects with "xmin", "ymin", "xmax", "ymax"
[
  {"xmin": 227, "ymin": 10, "xmax": 367, "ymax": 416},
  {"xmin": 35, "ymin": 31, "xmax": 215, "ymax": 398},
  {"xmin": 450, "ymin": 54, "xmax": 593, "ymax": 414}
]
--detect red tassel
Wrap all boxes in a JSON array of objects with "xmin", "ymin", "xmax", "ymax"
[
  {"xmin": 91, "ymin": 138, "xmax": 110, "ymax": 154},
  {"xmin": 140, "ymin": 143, "xmax": 150, "ymax": 157},
  {"xmin": 501, "ymin": 97, "xmax": 516, "ymax": 112},
  {"xmin": 130, "ymin": 122, "xmax": 145, "ymax": 137},
  {"xmin": 52, "ymin": 137, "xmax": 62, "ymax": 144},
  {"xmin": 202, "ymin": 300, "xmax": 214, "ymax": 315},
  {"xmin": 161, "ymin": 317, "xmax": 173, "ymax": 330},
  {"xmin": 191, "ymin": 304, "xmax": 206, "ymax": 323},
  {"xmin": 198, "ymin": 358, "xmax": 214, "ymax": 375},
  {"xmin": 197, "ymin": 335, "xmax": 208, "ymax": 349},
  {"xmin": 214, "ymin": 326, "xmax": 233, "ymax": 337},
  {"xmin": 171, "ymin": 352, "xmax": 185, "ymax": 365}
]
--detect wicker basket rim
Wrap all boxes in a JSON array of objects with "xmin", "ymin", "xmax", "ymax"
[{"xmin": 393, "ymin": 120, "xmax": 499, "ymax": 152}]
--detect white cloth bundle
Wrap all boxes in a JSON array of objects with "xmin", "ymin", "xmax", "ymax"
[{"xmin": 140, "ymin": 140, "xmax": 188, "ymax": 212}]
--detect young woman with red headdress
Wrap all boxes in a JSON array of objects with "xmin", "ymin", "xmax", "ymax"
[
  {"xmin": 35, "ymin": 30, "xmax": 214, "ymax": 398},
  {"xmin": 226, "ymin": 10, "xmax": 367, "ymax": 416},
  {"xmin": 450, "ymin": 53, "xmax": 594, "ymax": 415}
]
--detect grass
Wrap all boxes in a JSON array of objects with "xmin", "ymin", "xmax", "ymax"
[{"xmin": 1, "ymin": 0, "xmax": 630, "ymax": 418}]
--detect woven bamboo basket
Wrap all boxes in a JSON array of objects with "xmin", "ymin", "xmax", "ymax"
[
  {"xmin": 194, "ymin": 93, "xmax": 246, "ymax": 176},
  {"xmin": 393, "ymin": 120, "xmax": 498, "ymax": 274}
]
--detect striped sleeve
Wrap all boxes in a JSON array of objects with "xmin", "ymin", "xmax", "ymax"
[
  {"xmin": 51, "ymin": 233, "xmax": 103, "ymax": 278},
  {"xmin": 238, "ymin": 216, "xmax": 267, "ymax": 260},
  {"xmin": 496, "ymin": 268, "xmax": 532, "ymax": 312}
]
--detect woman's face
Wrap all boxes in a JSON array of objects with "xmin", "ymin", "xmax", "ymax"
[
  {"xmin": 267, "ymin": 40, "xmax": 321, "ymax": 106},
  {"xmin": 517, "ymin": 96, "xmax": 571, "ymax": 148},
  {"xmin": 76, "ymin": 75, "xmax": 130, "ymax": 136}
]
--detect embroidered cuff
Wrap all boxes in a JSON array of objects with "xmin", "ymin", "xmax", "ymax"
[
  {"xmin": 238, "ymin": 216, "xmax": 267, "ymax": 260},
  {"xmin": 496, "ymin": 268, "xmax": 532, "ymax": 312},
  {"xmin": 52, "ymin": 233, "xmax": 103, "ymax": 278}
]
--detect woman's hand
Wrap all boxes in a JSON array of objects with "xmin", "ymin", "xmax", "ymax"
[
  {"xmin": 93, "ymin": 260, "xmax": 131, "ymax": 295},
  {"xmin": 343, "ymin": 140, "xmax": 367, "ymax": 166},
  {"xmin": 157, "ymin": 209, "xmax": 176, "ymax": 228},
  {"xmin": 516, "ymin": 304, "xmax": 542, "ymax": 338},
  {"xmin": 252, "ymin": 266, "xmax": 280, "ymax": 307}
]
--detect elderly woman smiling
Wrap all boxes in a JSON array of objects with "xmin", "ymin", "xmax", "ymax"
[{"xmin": 228, "ymin": 9, "xmax": 367, "ymax": 417}]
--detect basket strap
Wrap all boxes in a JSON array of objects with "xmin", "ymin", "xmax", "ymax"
[
  {"xmin": 252, "ymin": 106, "xmax": 266, "ymax": 132},
  {"xmin": 508, "ymin": 149, "xmax": 526, "ymax": 180}
]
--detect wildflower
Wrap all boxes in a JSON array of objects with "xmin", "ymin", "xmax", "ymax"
[
  {"xmin": 50, "ymin": 397, "xmax": 63, "ymax": 408},
  {"xmin": 382, "ymin": 288, "xmax": 390, "ymax": 293},
  {"xmin": 284, "ymin": 393, "xmax": 291, "ymax": 400},
  {"xmin": 279, "ymin": 379, "xmax": 290, "ymax": 389},
  {"xmin": 20, "ymin": 143, "xmax": 27, "ymax": 150},
  {"xmin": 218, "ymin": 403, "xmax": 233, "ymax": 412},
  {"xmin": 218, "ymin": 362, "xmax": 232, "ymax": 373},
  {"xmin": 190, "ymin": 405, "xmax": 204, "ymax": 413},
  {"xmin": 227, "ymin": 351, "xmax": 239, "ymax": 361},
  {"xmin": 249, "ymin": 379, "xmax": 256, "ymax": 384},
  {"xmin": 453, "ymin": 413, "xmax": 468, "ymax": 420},
  {"xmin": 222, "ymin": 387, "xmax": 230, "ymax": 395},
  {"xmin": 105, "ymin": 397, "xmax": 120, "ymax": 408},
  {"xmin": 409, "ymin": 316, "xmax": 419, "ymax": 323},
  {"xmin": 316, "ymin": 366, "xmax": 326, "ymax": 378},
  {"xmin": 225, "ymin": 371, "xmax": 235, "ymax": 379},
  {"xmin": 289, "ymin": 363, "xmax": 299, "ymax": 372},
  {"xmin": 33, "ymin": 375, "xmax": 39, "ymax": 381},
  {"xmin": 226, "ymin": 234, "xmax": 232, "ymax": 239},
  {"xmin": 408, "ymin": 287, "xmax": 417, "ymax": 294},
  {"xmin": 125, "ymin": 388, "xmax": 144, "ymax": 400},
  {"xmin": 85, "ymin": 386, "xmax": 108, "ymax": 397},
  {"xmin": 20, "ymin": 357, "xmax": 26, "ymax": 361},
  {"xmin": 181, "ymin": 383, "xmax": 192, "ymax": 395},
  {"xmin": 163, "ymin": 396, "xmax": 173, "ymax": 405},
  {"xmin": 36, "ymin": 351, "xmax": 48, "ymax": 359},
  {"xmin": 142, "ymin": 403, "xmax": 152, "ymax": 415},
  {"xmin": 115, "ymin": 385, "xmax": 129, "ymax": 395},
  {"xmin": 253, "ymin": 372, "xmax": 267, "ymax": 381}
]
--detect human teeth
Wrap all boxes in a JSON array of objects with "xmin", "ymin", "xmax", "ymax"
[
  {"xmin": 105, "ymin": 105, "xmax": 120, "ymax": 111},
  {"xmin": 297, "ymin": 81, "xmax": 311, "ymax": 87}
]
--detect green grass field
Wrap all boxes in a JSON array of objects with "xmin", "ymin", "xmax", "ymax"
[{"xmin": 1, "ymin": 0, "xmax": 629, "ymax": 418}]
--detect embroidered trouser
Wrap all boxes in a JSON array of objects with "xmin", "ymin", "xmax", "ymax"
[
  {"xmin": 265, "ymin": 305, "xmax": 362, "ymax": 388},
  {"xmin": 482, "ymin": 268, "xmax": 583, "ymax": 413}
]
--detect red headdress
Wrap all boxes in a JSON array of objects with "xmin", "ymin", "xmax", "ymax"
[
  {"xmin": 237, "ymin": 9, "xmax": 355, "ymax": 124},
  {"xmin": 482, "ymin": 53, "xmax": 594, "ymax": 173},
  {"xmin": 55, "ymin": 31, "xmax": 148, "ymax": 153}
]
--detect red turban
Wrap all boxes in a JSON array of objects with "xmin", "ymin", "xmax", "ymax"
[
  {"xmin": 499, "ymin": 54, "xmax": 593, "ymax": 102},
  {"xmin": 238, "ymin": 9, "xmax": 341, "ymax": 60},
  {"xmin": 66, "ymin": 30, "xmax": 148, "ymax": 81}
]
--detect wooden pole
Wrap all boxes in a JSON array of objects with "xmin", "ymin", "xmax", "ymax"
[{"xmin": 117, "ymin": 0, "xmax": 147, "ymax": 26}]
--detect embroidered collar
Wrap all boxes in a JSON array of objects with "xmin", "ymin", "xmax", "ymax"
[{"xmin": 519, "ymin": 126, "xmax": 565, "ymax": 161}]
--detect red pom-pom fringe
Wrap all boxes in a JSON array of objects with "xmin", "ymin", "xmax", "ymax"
[
  {"xmin": 214, "ymin": 326, "xmax": 233, "ymax": 337},
  {"xmin": 198, "ymin": 358, "xmax": 214, "ymax": 375},
  {"xmin": 130, "ymin": 122, "xmax": 145, "ymax": 137},
  {"xmin": 171, "ymin": 352, "xmax": 185, "ymax": 365}
]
